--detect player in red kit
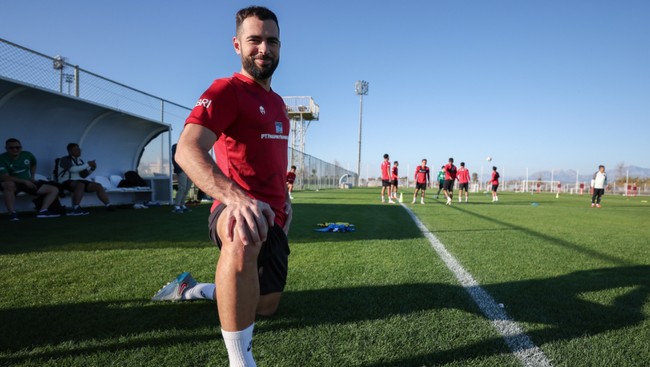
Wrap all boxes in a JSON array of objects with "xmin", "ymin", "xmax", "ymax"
[
  {"xmin": 286, "ymin": 165, "xmax": 296, "ymax": 200},
  {"xmin": 381, "ymin": 153, "xmax": 394, "ymax": 203},
  {"xmin": 457, "ymin": 162, "xmax": 470, "ymax": 203},
  {"xmin": 443, "ymin": 157, "xmax": 457, "ymax": 206},
  {"xmin": 491, "ymin": 166, "xmax": 500, "ymax": 202},
  {"xmin": 412, "ymin": 159, "xmax": 430, "ymax": 204},
  {"xmin": 154, "ymin": 7, "xmax": 290, "ymax": 366},
  {"xmin": 390, "ymin": 161, "xmax": 399, "ymax": 200}
]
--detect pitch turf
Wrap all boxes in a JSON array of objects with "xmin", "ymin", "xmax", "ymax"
[{"xmin": 0, "ymin": 189, "xmax": 648, "ymax": 366}]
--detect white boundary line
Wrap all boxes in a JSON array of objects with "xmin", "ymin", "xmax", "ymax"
[{"xmin": 401, "ymin": 204, "xmax": 553, "ymax": 367}]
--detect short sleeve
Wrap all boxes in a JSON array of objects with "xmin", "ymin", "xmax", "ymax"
[{"xmin": 185, "ymin": 78, "xmax": 238, "ymax": 137}]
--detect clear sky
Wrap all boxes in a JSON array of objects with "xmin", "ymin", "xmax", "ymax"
[{"xmin": 2, "ymin": 0, "xmax": 649, "ymax": 179}]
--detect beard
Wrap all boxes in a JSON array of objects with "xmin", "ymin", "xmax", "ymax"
[{"xmin": 242, "ymin": 55, "xmax": 279, "ymax": 81}]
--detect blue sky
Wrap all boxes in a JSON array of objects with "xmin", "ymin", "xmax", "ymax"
[{"xmin": 2, "ymin": 1, "xmax": 649, "ymax": 179}]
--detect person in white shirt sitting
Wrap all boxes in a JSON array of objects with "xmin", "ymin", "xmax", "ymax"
[{"xmin": 58, "ymin": 143, "xmax": 114, "ymax": 215}]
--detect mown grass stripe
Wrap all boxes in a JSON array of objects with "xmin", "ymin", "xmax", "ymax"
[{"xmin": 401, "ymin": 203, "xmax": 554, "ymax": 367}]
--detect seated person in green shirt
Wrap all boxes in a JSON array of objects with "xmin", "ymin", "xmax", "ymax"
[{"xmin": 0, "ymin": 138, "xmax": 61, "ymax": 220}]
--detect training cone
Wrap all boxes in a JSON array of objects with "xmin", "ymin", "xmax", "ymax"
[{"xmin": 399, "ymin": 192, "xmax": 403, "ymax": 203}]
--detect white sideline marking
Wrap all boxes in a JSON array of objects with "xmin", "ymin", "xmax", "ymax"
[{"xmin": 402, "ymin": 204, "xmax": 553, "ymax": 367}]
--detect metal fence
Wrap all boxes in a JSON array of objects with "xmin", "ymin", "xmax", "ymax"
[
  {"xmin": 289, "ymin": 147, "xmax": 357, "ymax": 190},
  {"xmin": 0, "ymin": 38, "xmax": 190, "ymax": 127}
]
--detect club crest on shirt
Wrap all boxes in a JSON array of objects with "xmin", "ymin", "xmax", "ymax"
[
  {"xmin": 259, "ymin": 106, "xmax": 266, "ymax": 115},
  {"xmin": 275, "ymin": 122, "xmax": 283, "ymax": 134}
]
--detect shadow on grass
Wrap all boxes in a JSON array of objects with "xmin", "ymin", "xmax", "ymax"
[
  {"xmin": 1, "ymin": 266, "xmax": 647, "ymax": 366},
  {"xmin": 1, "ymin": 203, "xmax": 420, "ymax": 253}
]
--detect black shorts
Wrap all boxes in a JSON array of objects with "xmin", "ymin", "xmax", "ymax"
[
  {"xmin": 415, "ymin": 182, "xmax": 427, "ymax": 190},
  {"xmin": 438, "ymin": 181, "xmax": 444, "ymax": 189},
  {"xmin": 390, "ymin": 179, "xmax": 398, "ymax": 186},
  {"xmin": 492, "ymin": 184, "xmax": 499, "ymax": 192},
  {"xmin": 443, "ymin": 179, "xmax": 455, "ymax": 191},
  {"xmin": 208, "ymin": 204, "xmax": 290, "ymax": 295},
  {"xmin": 0, "ymin": 180, "xmax": 49, "ymax": 196},
  {"xmin": 459, "ymin": 182, "xmax": 469, "ymax": 191},
  {"xmin": 61, "ymin": 179, "xmax": 94, "ymax": 192},
  {"xmin": 381, "ymin": 179, "xmax": 391, "ymax": 187}
]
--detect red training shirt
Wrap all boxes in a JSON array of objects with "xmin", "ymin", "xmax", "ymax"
[
  {"xmin": 381, "ymin": 160, "xmax": 390, "ymax": 180},
  {"xmin": 457, "ymin": 167, "xmax": 470, "ymax": 184},
  {"xmin": 185, "ymin": 73, "xmax": 290, "ymax": 227},
  {"xmin": 414, "ymin": 166, "xmax": 430, "ymax": 184},
  {"xmin": 444, "ymin": 163, "xmax": 457, "ymax": 180}
]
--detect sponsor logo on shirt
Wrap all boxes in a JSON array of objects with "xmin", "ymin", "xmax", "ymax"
[
  {"xmin": 260, "ymin": 106, "xmax": 266, "ymax": 115},
  {"xmin": 275, "ymin": 122, "xmax": 283, "ymax": 134},
  {"xmin": 195, "ymin": 98, "xmax": 212, "ymax": 108}
]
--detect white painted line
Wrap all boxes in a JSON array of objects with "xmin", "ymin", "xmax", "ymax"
[{"xmin": 401, "ymin": 204, "xmax": 553, "ymax": 367}]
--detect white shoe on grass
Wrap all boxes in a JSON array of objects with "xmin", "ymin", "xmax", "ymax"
[{"xmin": 152, "ymin": 272, "xmax": 197, "ymax": 301}]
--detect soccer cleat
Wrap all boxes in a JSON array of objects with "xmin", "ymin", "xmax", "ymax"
[
  {"xmin": 36, "ymin": 210, "xmax": 60, "ymax": 218},
  {"xmin": 151, "ymin": 272, "xmax": 197, "ymax": 301},
  {"xmin": 381, "ymin": 197, "xmax": 385, "ymax": 203},
  {"xmin": 388, "ymin": 199, "xmax": 395, "ymax": 204},
  {"xmin": 68, "ymin": 207, "xmax": 90, "ymax": 216},
  {"xmin": 446, "ymin": 198, "xmax": 452, "ymax": 206},
  {"xmin": 596, "ymin": 204, "xmax": 601, "ymax": 208},
  {"xmin": 591, "ymin": 203, "xmax": 595, "ymax": 208},
  {"xmin": 421, "ymin": 198, "xmax": 425, "ymax": 205},
  {"xmin": 8, "ymin": 212, "xmax": 19, "ymax": 221},
  {"xmin": 181, "ymin": 205, "xmax": 192, "ymax": 213},
  {"xmin": 171, "ymin": 207, "xmax": 184, "ymax": 214},
  {"xmin": 459, "ymin": 198, "xmax": 462, "ymax": 203},
  {"xmin": 411, "ymin": 198, "xmax": 416, "ymax": 204}
]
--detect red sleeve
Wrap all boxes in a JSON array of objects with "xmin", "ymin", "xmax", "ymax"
[{"xmin": 185, "ymin": 78, "xmax": 238, "ymax": 137}]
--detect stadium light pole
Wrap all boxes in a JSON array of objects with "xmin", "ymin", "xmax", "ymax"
[{"xmin": 355, "ymin": 80, "xmax": 369, "ymax": 187}]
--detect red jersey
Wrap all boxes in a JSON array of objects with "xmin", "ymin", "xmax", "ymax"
[
  {"xmin": 444, "ymin": 163, "xmax": 457, "ymax": 180},
  {"xmin": 185, "ymin": 73, "xmax": 290, "ymax": 226},
  {"xmin": 457, "ymin": 167, "xmax": 470, "ymax": 184},
  {"xmin": 491, "ymin": 171, "xmax": 500, "ymax": 185},
  {"xmin": 391, "ymin": 166, "xmax": 398, "ymax": 180},
  {"xmin": 286, "ymin": 171, "xmax": 296, "ymax": 184},
  {"xmin": 381, "ymin": 160, "xmax": 390, "ymax": 180},
  {"xmin": 414, "ymin": 165, "xmax": 430, "ymax": 184}
]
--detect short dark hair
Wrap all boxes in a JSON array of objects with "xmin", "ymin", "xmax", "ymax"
[
  {"xmin": 291, "ymin": 165, "xmax": 296, "ymax": 170},
  {"xmin": 493, "ymin": 166, "xmax": 497, "ymax": 170},
  {"xmin": 448, "ymin": 157, "xmax": 454, "ymax": 162},
  {"xmin": 393, "ymin": 161, "xmax": 398, "ymax": 165},
  {"xmin": 460, "ymin": 162, "xmax": 465, "ymax": 167},
  {"xmin": 383, "ymin": 154, "xmax": 389, "ymax": 159},
  {"xmin": 236, "ymin": 6, "xmax": 279, "ymax": 36},
  {"xmin": 599, "ymin": 165, "xmax": 605, "ymax": 169},
  {"xmin": 5, "ymin": 138, "xmax": 20, "ymax": 146},
  {"xmin": 67, "ymin": 143, "xmax": 79, "ymax": 152}
]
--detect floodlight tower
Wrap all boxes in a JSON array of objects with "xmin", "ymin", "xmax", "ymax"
[
  {"xmin": 355, "ymin": 80, "xmax": 369, "ymax": 187},
  {"xmin": 283, "ymin": 96, "xmax": 320, "ymax": 188}
]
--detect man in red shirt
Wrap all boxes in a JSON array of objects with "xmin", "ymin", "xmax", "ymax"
[
  {"xmin": 156, "ymin": 7, "xmax": 290, "ymax": 366},
  {"xmin": 443, "ymin": 157, "xmax": 457, "ymax": 206},
  {"xmin": 412, "ymin": 158, "xmax": 430, "ymax": 204},
  {"xmin": 380, "ymin": 153, "xmax": 394, "ymax": 203},
  {"xmin": 390, "ymin": 160, "xmax": 399, "ymax": 200},
  {"xmin": 491, "ymin": 166, "xmax": 500, "ymax": 202},
  {"xmin": 286, "ymin": 165, "xmax": 296, "ymax": 200},
  {"xmin": 457, "ymin": 162, "xmax": 471, "ymax": 203}
]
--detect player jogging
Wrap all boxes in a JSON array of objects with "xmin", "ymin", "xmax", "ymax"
[
  {"xmin": 443, "ymin": 157, "xmax": 457, "ymax": 206},
  {"xmin": 412, "ymin": 159, "xmax": 430, "ymax": 204},
  {"xmin": 286, "ymin": 165, "xmax": 296, "ymax": 200},
  {"xmin": 457, "ymin": 162, "xmax": 470, "ymax": 203}
]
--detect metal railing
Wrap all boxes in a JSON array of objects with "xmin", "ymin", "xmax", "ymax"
[{"xmin": 0, "ymin": 38, "xmax": 190, "ymax": 126}]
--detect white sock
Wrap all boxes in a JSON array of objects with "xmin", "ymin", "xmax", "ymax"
[
  {"xmin": 182, "ymin": 282, "xmax": 215, "ymax": 300},
  {"xmin": 222, "ymin": 324, "xmax": 256, "ymax": 367}
]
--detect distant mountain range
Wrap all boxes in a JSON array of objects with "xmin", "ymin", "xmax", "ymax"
[{"xmin": 524, "ymin": 165, "xmax": 650, "ymax": 183}]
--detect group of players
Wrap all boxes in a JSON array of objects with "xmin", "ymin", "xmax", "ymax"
[{"xmin": 380, "ymin": 154, "xmax": 500, "ymax": 205}]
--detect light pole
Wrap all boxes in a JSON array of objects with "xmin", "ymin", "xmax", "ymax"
[{"xmin": 355, "ymin": 80, "xmax": 369, "ymax": 187}]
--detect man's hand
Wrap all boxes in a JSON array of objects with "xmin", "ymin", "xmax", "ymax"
[
  {"xmin": 88, "ymin": 160, "xmax": 97, "ymax": 169},
  {"xmin": 222, "ymin": 197, "xmax": 275, "ymax": 246}
]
